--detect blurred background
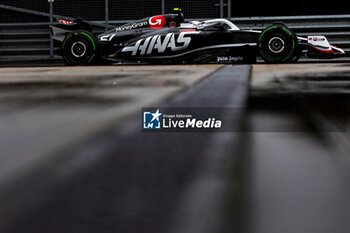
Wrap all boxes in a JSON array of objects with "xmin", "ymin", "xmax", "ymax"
[
  {"xmin": 2, "ymin": 0, "xmax": 350, "ymax": 21},
  {"xmin": 2, "ymin": 0, "xmax": 350, "ymax": 65}
]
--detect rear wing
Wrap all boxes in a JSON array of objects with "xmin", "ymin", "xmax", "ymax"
[{"xmin": 50, "ymin": 18, "xmax": 92, "ymax": 43}]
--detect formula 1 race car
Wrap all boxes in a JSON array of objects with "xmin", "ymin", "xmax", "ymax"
[{"xmin": 51, "ymin": 9, "xmax": 345, "ymax": 65}]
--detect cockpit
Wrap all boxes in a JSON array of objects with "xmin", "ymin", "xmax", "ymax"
[{"xmin": 180, "ymin": 19, "xmax": 240, "ymax": 31}]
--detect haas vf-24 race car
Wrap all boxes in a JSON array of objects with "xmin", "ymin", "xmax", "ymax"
[{"xmin": 51, "ymin": 11, "xmax": 345, "ymax": 65}]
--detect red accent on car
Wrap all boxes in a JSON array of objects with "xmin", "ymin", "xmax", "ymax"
[
  {"xmin": 149, "ymin": 15, "xmax": 166, "ymax": 29},
  {"xmin": 309, "ymin": 37, "xmax": 325, "ymax": 42},
  {"xmin": 169, "ymin": 21, "xmax": 176, "ymax": 28},
  {"xmin": 181, "ymin": 29, "xmax": 196, "ymax": 32},
  {"xmin": 57, "ymin": 18, "xmax": 73, "ymax": 25},
  {"xmin": 311, "ymin": 45, "xmax": 333, "ymax": 53}
]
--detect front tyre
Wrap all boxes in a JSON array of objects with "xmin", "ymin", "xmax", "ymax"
[
  {"xmin": 62, "ymin": 30, "xmax": 100, "ymax": 66},
  {"xmin": 258, "ymin": 24, "xmax": 299, "ymax": 63}
]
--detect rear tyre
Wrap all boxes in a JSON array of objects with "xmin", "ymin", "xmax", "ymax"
[
  {"xmin": 258, "ymin": 24, "xmax": 299, "ymax": 63},
  {"xmin": 62, "ymin": 30, "xmax": 100, "ymax": 66}
]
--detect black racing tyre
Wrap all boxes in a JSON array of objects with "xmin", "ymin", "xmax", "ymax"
[
  {"xmin": 291, "ymin": 47, "xmax": 302, "ymax": 63},
  {"xmin": 258, "ymin": 24, "xmax": 299, "ymax": 63},
  {"xmin": 62, "ymin": 30, "xmax": 100, "ymax": 66}
]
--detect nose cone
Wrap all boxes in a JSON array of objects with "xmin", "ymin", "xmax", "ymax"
[{"xmin": 331, "ymin": 45, "xmax": 346, "ymax": 56}]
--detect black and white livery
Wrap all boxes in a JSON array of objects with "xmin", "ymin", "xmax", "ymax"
[{"xmin": 51, "ymin": 10, "xmax": 345, "ymax": 65}]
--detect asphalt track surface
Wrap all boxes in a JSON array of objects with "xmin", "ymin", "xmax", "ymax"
[{"xmin": 0, "ymin": 64, "xmax": 349, "ymax": 233}]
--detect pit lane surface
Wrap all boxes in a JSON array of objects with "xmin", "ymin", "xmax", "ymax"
[
  {"xmin": 247, "ymin": 64, "xmax": 350, "ymax": 233},
  {"xmin": 0, "ymin": 64, "xmax": 349, "ymax": 233},
  {"xmin": 0, "ymin": 65, "xmax": 220, "ymax": 185}
]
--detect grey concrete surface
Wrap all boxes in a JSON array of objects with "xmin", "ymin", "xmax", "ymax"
[
  {"xmin": 244, "ymin": 64, "xmax": 350, "ymax": 233},
  {"xmin": 0, "ymin": 65, "xmax": 251, "ymax": 233},
  {"xmin": 0, "ymin": 65, "xmax": 221, "ymax": 188},
  {"xmin": 0, "ymin": 65, "xmax": 223, "ymax": 231}
]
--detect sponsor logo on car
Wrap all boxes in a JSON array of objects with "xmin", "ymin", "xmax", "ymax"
[
  {"xmin": 309, "ymin": 37, "xmax": 326, "ymax": 42},
  {"xmin": 57, "ymin": 18, "xmax": 73, "ymax": 25},
  {"xmin": 122, "ymin": 32, "xmax": 200, "ymax": 56},
  {"xmin": 217, "ymin": 56, "xmax": 244, "ymax": 63},
  {"xmin": 149, "ymin": 15, "xmax": 166, "ymax": 29},
  {"xmin": 100, "ymin": 21, "xmax": 151, "ymax": 42},
  {"xmin": 114, "ymin": 21, "xmax": 149, "ymax": 33}
]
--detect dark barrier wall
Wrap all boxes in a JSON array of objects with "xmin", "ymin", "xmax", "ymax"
[{"xmin": 1, "ymin": 0, "xmax": 349, "ymax": 23}]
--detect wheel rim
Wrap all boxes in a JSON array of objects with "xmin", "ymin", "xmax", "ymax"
[
  {"xmin": 71, "ymin": 41, "xmax": 87, "ymax": 58},
  {"xmin": 268, "ymin": 37, "xmax": 285, "ymax": 54}
]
